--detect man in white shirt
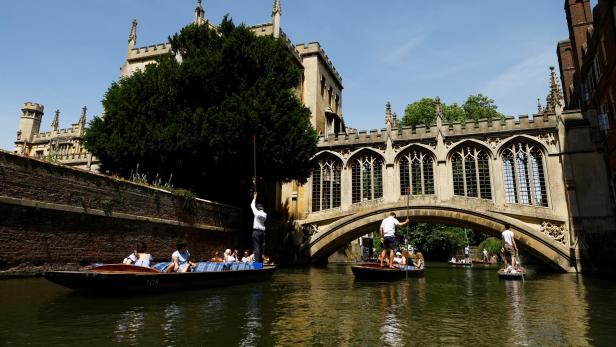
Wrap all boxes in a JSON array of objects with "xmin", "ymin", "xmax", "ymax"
[
  {"xmin": 251, "ymin": 192, "xmax": 267, "ymax": 263},
  {"xmin": 380, "ymin": 212, "xmax": 410, "ymax": 268},
  {"xmin": 501, "ymin": 224, "xmax": 517, "ymax": 268}
]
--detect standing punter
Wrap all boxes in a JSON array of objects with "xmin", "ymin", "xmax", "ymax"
[
  {"xmin": 380, "ymin": 212, "xmax": 410, "ymax": 268},
  {"xmin": 251, "ymin": 192, "xmax": 267, "ymax": 263}
]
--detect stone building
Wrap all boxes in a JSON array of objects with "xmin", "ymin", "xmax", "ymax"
[
  {"xmin": 557, "ymin": 0, "xmax": 616, "ymax": 202},
  {"xmin": 14, "ymin": 103, "xmax": 99, "ymax": 171},
  {"xmin": 119, "ymin": 0, "xmax": 345, "ymax": 137}
]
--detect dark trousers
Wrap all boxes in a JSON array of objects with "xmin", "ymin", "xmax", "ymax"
[{"xmin": 252, "ymin": 229, "xmax": 265, "ymax": 263}]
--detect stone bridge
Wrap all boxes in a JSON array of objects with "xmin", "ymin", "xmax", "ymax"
[{"xmin": 285, "ymin": 93, "xmax": 615, "ymax": 272}]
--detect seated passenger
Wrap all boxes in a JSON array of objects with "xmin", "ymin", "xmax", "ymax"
[
  {"xmin": 241, "ymin": 250, "xmax": 254, "ymax": 263},
  {"xmin": 210, "ymin": 251, "xmax": 224, "ymax": 262},
  {"xmin": 224, "ymin": 249, "xmax": 237, "ymax": 263},
  {"xmin": 167, "ymin": 240, "xmax": 195, "ymax": 273},
  {"xmin": 393, "ymin": 251, "xmax": 406, "ymax": 265},
  {"xmin": 413, "ymin": 252, "xmax": 425, "ymax": 269},
  {"xmin": 122, "ymin": 241, "xmax": 153, "ymax": 267}
]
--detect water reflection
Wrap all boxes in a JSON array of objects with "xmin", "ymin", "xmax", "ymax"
[
  {"xmin": 115, "ymin": 308, "xmax": 145, "ymax": 344},
  {"xmin": 239, "ymin": 289, "xmax": 262, "ymax": 347},
  {"xmin": 161, "ymin": 304, "xmax": 184, "ymax": 345},
  {"xmin": 504, "ymin": 280, "xmax": 529, "ymax": 346},
  {"xmin": 0, "ymin": 265, "xmax": 613, "ymax": 346},
  {"xmin": 378, "ymin": 284, "xmax": 404, "ymax": 346}
]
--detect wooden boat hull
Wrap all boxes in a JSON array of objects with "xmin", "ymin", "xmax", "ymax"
[
  {"xmin": 448, "ymin": 261, "xmax": 472, "ymax": 267},
  {"xmin": 351, "ymin": 263, "xmax": 424, "ymax": 280},
  {"xmin": 44, "ymin": 266, "xmax": 276, "ymax": 294},
  {"xmin": 498, "ymin": 269, "xmax": 526, "ymax": 280}
]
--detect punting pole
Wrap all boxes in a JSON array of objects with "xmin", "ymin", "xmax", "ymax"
[{"xmin": 253, "ymin": 133, "xmax": 257, "ymax": 193}]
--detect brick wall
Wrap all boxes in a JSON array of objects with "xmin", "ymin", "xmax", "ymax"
[{"xmin": 0, "ymin": 150, "xmax": 242, "ymax": 271}]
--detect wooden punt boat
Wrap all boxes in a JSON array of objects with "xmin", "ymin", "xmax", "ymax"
[
  {"xmin": 472, "ymin": 260, "xmax": 497, "ymax": 265},
  {"xmin": 351, "ymin": 263, "xmax": 424, "ymax": 280},
  {"xmin": 497, "ymin": 268, "xmax": 526, "ymax": 280},
  {"xmin": 448, "ymin": 260, "xmax": 472, "ymax": 267},
  {"xmin": 44, "ymin": 263, "xmax": 276, "ymax": 294}
]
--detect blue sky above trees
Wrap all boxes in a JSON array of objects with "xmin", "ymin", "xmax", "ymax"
[{"xmin": 0, "ymin": 0, "xmax": 597, "ymax": 149}]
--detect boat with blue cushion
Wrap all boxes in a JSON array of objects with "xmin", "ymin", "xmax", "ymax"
[
  {"xmin": 44, "ymin": 262, "xmax": 275, "ymax": 294},
  {"xmin": 351, "ymin": 263, "xmax": 424, "ymax": 280}
]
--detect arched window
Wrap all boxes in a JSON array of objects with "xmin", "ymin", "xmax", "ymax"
[
  {"xmin": 502, "ymin": 142, "xmax": 548, "ymax": 207},
  {"xmin": 351, "ymin": 153, "xmax": 384, "ymax": 203},
  {"xmin": 451, "ymin": 145, "xmax": 492, "ymax": 200},
  {"xmin": 311, "ymin": 156, "xmax": 342, "ymax": 212},
  {"xmin": 399, "ymin": 149, "xmax": 435, "ymax": 195}
]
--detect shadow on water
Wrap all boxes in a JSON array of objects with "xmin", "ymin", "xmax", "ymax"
[{"xmin": 1, "ymin": 264, "xmax": 615, "ymax": 346}]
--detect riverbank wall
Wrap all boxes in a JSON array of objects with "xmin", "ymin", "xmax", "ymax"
[{"xmin": 0, "ymin": 150, "xmax": 241, "ymax": 276}]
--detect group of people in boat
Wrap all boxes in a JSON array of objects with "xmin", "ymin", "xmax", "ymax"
[
  {"xmin": 209, "ymin": 249, "xmax": 270, "ymax": 264},
  {"xmin": 120, "ymin": 193, "xmax": 270, "ymax": 273},
  {"xmin": 122, "ymin": 239, "xmax": 270, "ymax": 273},
  {"xmin": 377, "ymin": 212, "xmax": 424, "ymax": 270},
  {"xmin": 501, "ymin": 224, "xmax": 525, "ymax": 273},
  {"xmin": 122, "ymin": 240, "xmax": 196, "ymax": 273}
]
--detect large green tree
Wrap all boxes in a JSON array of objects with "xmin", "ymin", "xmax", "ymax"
[
  {"xmin": 85, "ymin": 17, "xmax": 317, "ymax": 204},
  {"xmin": 401, "ymin": 94, "xmax": 504, "ymax": 127}
]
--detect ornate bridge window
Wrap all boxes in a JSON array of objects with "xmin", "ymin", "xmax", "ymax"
[
  {"xmin": 399, "ymin": 149, "xmax": 435, "ymax": 195},
  {"xmin": 502, "ymin": 142, "xmax": 548, "ymax": 207},
  {"xmin": 451, "ymin": 145, "xmax": 492, "ymax": 200},
  {"xmin": 311, "ymin": 156, "xmax": 342, "ymax": 212},
  {"xmin": 351, "ymin": 153, "xmax": 384, "ymax": 203}
]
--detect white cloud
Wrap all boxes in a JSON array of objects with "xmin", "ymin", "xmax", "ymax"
[{"xmin": 380, "ymin": 34, "xmax": 428, "ymax": 65}]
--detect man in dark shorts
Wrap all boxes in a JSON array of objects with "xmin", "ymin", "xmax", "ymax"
[{"xmin": 380, "ymin": 212, "xmax": 410, "ymax": 268}]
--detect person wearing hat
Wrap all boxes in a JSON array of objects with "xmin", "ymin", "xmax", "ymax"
[{"xmin": 251, "ymin": 192, "xmax": 267, "ymax": 263}]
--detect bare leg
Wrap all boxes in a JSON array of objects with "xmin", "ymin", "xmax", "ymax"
[
  {"xmin": 389, "ymin": 250, "xmax": 395, "ymax": 268},
  {"xmin": 380, "ymin": 250, "xmax": 386, "ymax": 267}
]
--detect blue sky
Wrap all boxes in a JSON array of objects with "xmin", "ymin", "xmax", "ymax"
[{"xmin": 0, "ymin": 1, "xmax": 595, "ymax": 150}]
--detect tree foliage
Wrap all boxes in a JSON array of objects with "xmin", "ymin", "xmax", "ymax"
[
  {"xmin": 477, "ymin": 237, "xmax": 503, "ymax": 256},
  {"xmin": 85, "ymin": 17, "xmax": 317, "ymax": 204},
  {"xmin": 401, "ymin": 94, "xmax": 504, "ymax": 127},
  {"xmin": 395, "ymin": 224, "xmax": 476, "ymax": 260}
]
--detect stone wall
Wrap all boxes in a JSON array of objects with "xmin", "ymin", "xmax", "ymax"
[{"xmin": 0, "ymin": 150, "xmax": 241, "ymax": 272}]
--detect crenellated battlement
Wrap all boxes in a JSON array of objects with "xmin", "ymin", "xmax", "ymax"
[
  {"xmin": 22, "ymin": 102, "xmax": 44, "ymax": 113},
  {"xmin": 296, "ymin": 42, "xmax": 343, "ymax": 85},
  {"xmin": 318, "ymin": 113, "xmax": 559, "ymax": 147},
  {"xmin": 127, "ymin": 43, "xmax": 171, "ymax": 61}
]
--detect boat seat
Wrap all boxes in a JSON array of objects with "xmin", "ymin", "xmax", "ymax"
[{"xmin": 152, "ymin": 262, "xmax": 171, "ymax": 272}]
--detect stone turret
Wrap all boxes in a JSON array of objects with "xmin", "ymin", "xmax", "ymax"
[
  {"xmin": 435, "ymin": 96, "xmax": 444, "ymax": 128},
  {"xmin": 78, "ymin": 106, "xmax": 87, "ymax": 133},
  {"xmin": 545, "ymin": 66, "xmax": 564, "ymax": 115},
  {"xmin": 128, "ymin": 19, "xmax": 137, "ymax": 52},
  {"xmin": 17, "ymin": 102, "xmax": 44, "ymax": 144},
  {"xmin": 51, "ymin": 110, "xmax": 60, "ymax": 136},
  {"xmin": 385, "ymin": 101, "xmax": 393, "ymax": 129},
  {"xmin": 194, "ymin": 0, "xmax": 205, "ymax": 26},
  {"xmin": 272, "ymin": 0, "xmax": 281, "ymax": 38}
]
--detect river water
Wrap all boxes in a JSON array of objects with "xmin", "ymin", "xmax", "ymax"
[{"xmin": 1, "ymin": 263, "xmax": 614, "ymax": 346}]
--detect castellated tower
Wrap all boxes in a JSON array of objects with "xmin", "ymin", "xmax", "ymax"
[{"xmin": 17, "ymin": 102, "xmax": 44, "ymax": 145}]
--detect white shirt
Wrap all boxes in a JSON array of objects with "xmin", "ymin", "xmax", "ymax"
[
  {"xmin": 251, "ymin": 198, "xmax": 267, "ymax": 231},
  {"xmin": 380, "ymin": 216, "xmax": 400, "ymax": 237},
  {"xmin": 502, "ymin": 229, "xmax": 514, "ymax": 246}
]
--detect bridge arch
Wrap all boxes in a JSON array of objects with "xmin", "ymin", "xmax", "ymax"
[{"xmin": 305, "ymin": 203, "xmax": 572, "ymax": 272}]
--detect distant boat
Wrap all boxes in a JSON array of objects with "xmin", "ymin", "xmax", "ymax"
[
  {"xmin": 497, "ymin": 268, "xmax": 526, "ymax": 280},
  {"xmin": 351, "ymin": 263, "xmax": 424, "ymax": 280},
  {"xmin": 472, "ymin": 260, "xmax": 497, "ymax": 265},
  {"xmin": 448, "ymin": 260, "xmax": 472, "ymax": 267},
  {"xmin": 44, "ymin": 263, "xmax": 276, "ymax": 294}
]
